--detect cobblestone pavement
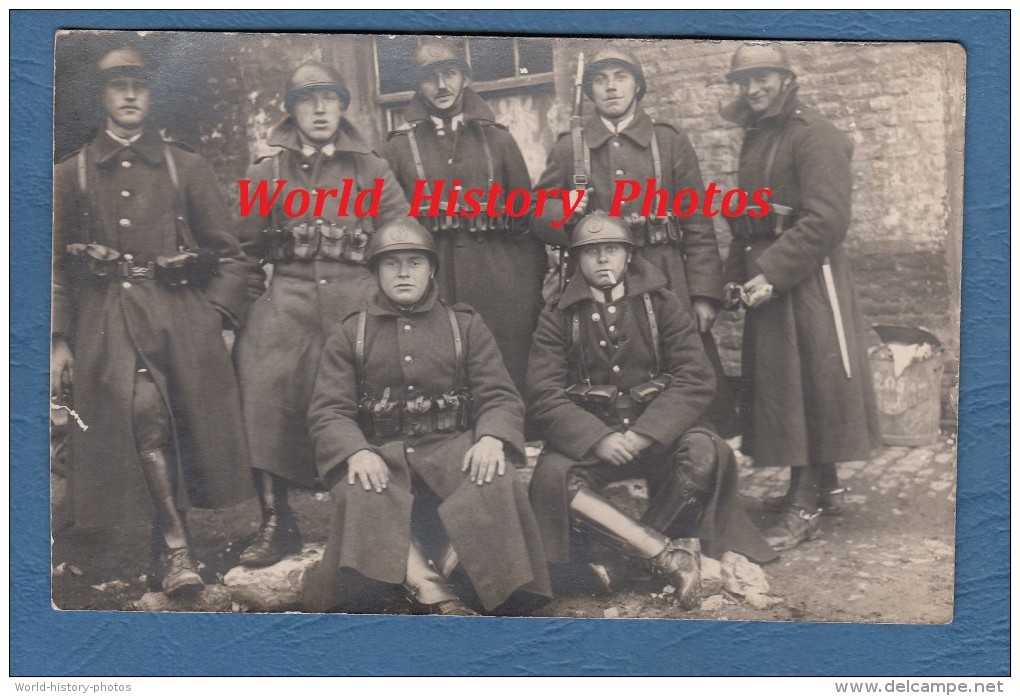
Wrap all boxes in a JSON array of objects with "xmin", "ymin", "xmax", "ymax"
[{"xmin": 52, "ymin": 437, "xmax": 958, "ymax": 624}]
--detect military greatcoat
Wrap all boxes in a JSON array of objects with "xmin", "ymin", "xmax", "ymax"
[
  {"xmin": 235, "ymin": 118, "xmax": 409, "ymax": 487},
  {"xmin": 526, "ymin": 259, "xmax": 777, "ymax": 564},
  {"xmin": 381, "ymin": 90, "xmax": 547, "ymax": 393},
  {"xmin": 304, "ymin": 284, "xmax": 552, "ymax": 612},
  {"xmin": 532, "ymin": 106, "xmax": 737, "ymax": 434},
  {"xmin": 52, "ymin": 129, "xmax": 254, "ymax": 526},
  {"xmin": 722, "ymin": 85, "xmax": 879, "ymax": 469}
]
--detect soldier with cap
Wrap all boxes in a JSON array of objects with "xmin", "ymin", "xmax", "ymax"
[
  {"xmin": 234, "ymin": 62, "xmax": 410, "ymax": 567},
  {"xmin": 526, "ymin": 212, "xmax": 776, "ymax": 609},
  {"xmin": 532, "ymin": 45, "xmax": 737, "ymax": 436},
  {"xmin": 720, "ymin": 43, "xmax": 879, "ymax": 550},
  {"xmin": 51, "ymin": 45, "xmax": 253, "ymax": 596},
  {"xmin": 380, "ymin": 38, "xmax": 547, "ymax": 394},
  {"xmin": 302, "ymin": 218, "xmax": 552, "ymax": 616}
]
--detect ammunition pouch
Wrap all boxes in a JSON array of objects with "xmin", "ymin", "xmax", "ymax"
[
  {"xmin": 358, "ymin": 389, "xmax": 473, "ymax": 438},
  {"xmin": 418, "ymin": 211, "xmax": 527, "ymax": 238},
  {"xmin": 67, "ymin": 243, "xmax": 219, "ymax": 287},
  {"xmin": 566, "ymin": 375, "xmax": 672, "ymax": 425},
  {"xmin": 262, "ymin": 220, "xmax": 371, "ymax": 265},
  {"xmin": 154, "ymin": 249, "xmax": 219, "ymax": 287},
  {"xmin": 727, "ymin": 204, "xmax": 795, "ymax": 241},
  {"xmin": 640, "ymin": 216, "xmax": 683, "ymax": 247}
]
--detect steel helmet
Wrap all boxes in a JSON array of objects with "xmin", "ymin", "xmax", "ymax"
[
  {"xmin": 569, "ymin": 212, "xmax": 634, "ymax": 250},
  {"xmin": 414, "ymin": 39, "xmax": 471, "ymax": 78},
  {"xmin": 726, "ymin": 43, "xmax": 795, "ymax": 83},
  {"xmin": 582, "ymin": 46, "xmax": 646, "ymax": 101},
  {"xmin": 366, "ymin": 218, "xmax": 439, "ymax": 269},
  {"xmin": 285, "ymin": 62, "xmax": 351, "ymax": 112}
]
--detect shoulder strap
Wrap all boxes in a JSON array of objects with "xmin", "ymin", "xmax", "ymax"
[
  {"xmin": 406, "ymin": 127, "xmax": 432, "ymax": 199},
  {"xmin": 570, "ymin": 309, "xmax": 591, "ymax": 385},
  {"xmin": 355, "ymin": 310, "xmax": 368, "ymax": 396},
  {"xmin": 76, "ymin": 144, "xmax": 94, "ymax": 243},
  {"xmin": 443, "ymin": 301, "xmax": 464, "ymax": 392},
  {"xmin": 163, "ymin": 144, "xmax": 198, "ymax": 251},
  {"xmin": 476, "ymin": 122, "xmax": 495, "ymax": 187},
  {"xmin": 762, "ymin": 126, "xmax": 788, "ymax": 192},
  {"xmin": 642, "ymin": 293, "xmax": 662, "ymax": 375},
  {"xmin": 571, "ymin": 122, "xmax": 588, "ymax": 190},
  {"xmin": 649, "ymin": 125, "xmax": 663, "ymax": 189},
  {"xmin": 352, "ymin": 154, "xmax": 374, "ymax": 234}
]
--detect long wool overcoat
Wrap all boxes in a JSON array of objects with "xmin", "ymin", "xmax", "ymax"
[
  {"xmin": 531, "ymin": 106, "xmax": 737, "ymax": 434},
  {"xmin": 303, "ymin": 285, "xmax": 552, "ymax": 612},
  {"xmin": 722, "ymin": 85, "xmax": 879, "ymax": 468},
  {"xmin": 381, "ymin": 90, "xmax": 547, "ymax": 393},
  {"xmin": 52, "ymin": 129, "xmax": 254, "ymax": 526},
  {"xmin": 526, "ymin": 259, "xmax": 776, "ymax": 564},
  {"xmin": 235, "ymin": 118, "xmax": 409, "ymax": 486}
]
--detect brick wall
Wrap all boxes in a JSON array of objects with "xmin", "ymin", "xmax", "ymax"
[
  {"xmin": 543, "ymin": 40, "xmax": 963, "ymax": 393},
  {"xmin": 55, "ymin": 33, "xmax": 963, "ymax": 408}
]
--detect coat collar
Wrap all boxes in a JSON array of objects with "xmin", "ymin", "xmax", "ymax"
[
  {"xmin": 367, "ymin": 280, "xmax": 442, "ymax": 317},
  {"xmin": 721, "ymin": 83, "xmax": 803, "ymax": 130},
  {"xmin": 267, "ymin": 116, "xmax": 374, "ymax": 155},
  {"xmin": 402, "ymin": 88, "xmax": 498, "ymax": 126},
  {"xmin": 558, "ymin": 256, "xmax": 667, "ymax": 309},
  {"xmin": 92, "ymin": 127, "xmax": 167, "ymax": 165},
  {"xmin": 583, "ymin": 104, "xmax": 654, "ymax": 149}
]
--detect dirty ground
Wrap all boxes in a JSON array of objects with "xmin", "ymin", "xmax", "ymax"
[{"xmin": 51, "ymin": 432, "xmax": 956, "ymax": 624}]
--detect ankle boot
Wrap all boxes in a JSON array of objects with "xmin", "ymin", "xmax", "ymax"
[
  {"xmin": 403, "ymin": 538, "xmax": 478, "ymax": 616},
  {"xmin": 570, "ymin": 487, "xmax": 702, "ymax": 609},
  {"xmin": 139, "ymin": 449, "xmax": 203, "ymax": 597},
  {"xmin": 239, "ymin": 470, "xmax": 302, "ymax": 567}
]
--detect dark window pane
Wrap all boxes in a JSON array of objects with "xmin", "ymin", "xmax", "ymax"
[
  {"xmin": 518, "ymin": 38, "xmax": 554, "ymax": 76},
  {"xmin": 377, "ymin": 35, "xmax": 419, "ymax": 94},
  {"xmin": 468, "ymin": 37, "xmax": 516, "ymax": 82}
]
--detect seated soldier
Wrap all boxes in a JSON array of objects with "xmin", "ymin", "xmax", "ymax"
[
  {"xmin": 527, "ymin": 212, "xmax": 777, "ymax": 609},
  {"xmin": 303, "ymin": 219, "xmax": 552, "ymax": 616}
]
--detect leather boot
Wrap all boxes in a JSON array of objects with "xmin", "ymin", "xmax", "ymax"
[
  {"xmin": 403, "ymin": 538, "xmax": 478, "ymax": 616},
  {"xmin": 570, "ymin": 487, "xmax": 702, "ymax": 609},
  {"xmin": 139, "ymin": 449, "xmax": 203, "ymax": 597},
  {"xmin": 762, "ymin": 505, "xmax": 822, "ymax": 552},
  {"xmin": 239, "ymin": 470, "xmax": 303, "ymax": 567}
]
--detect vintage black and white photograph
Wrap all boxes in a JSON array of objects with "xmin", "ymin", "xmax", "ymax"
[{"xmin": 50, "ymin": 30, "xmax": 963, "ymax": 623}]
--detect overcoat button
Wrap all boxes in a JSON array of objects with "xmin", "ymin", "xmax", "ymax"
[
  {"xmin": 121, "ymin": 160, "xmax": 132, "ymax": 168},
  {"xmin": 121, "ymin": 281, "xmax": 132, "ymax": 289},
  {"xmin": 612, "ymin": 365, "xmax": 620, "ymax": 374}
]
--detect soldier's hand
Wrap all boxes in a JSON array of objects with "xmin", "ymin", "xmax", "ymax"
[
  {"xmin": 462, "ymin": 435, "xmax": 506, "ymax": 486},
  {"xmin": 742, "ymin": 273, "xmax": 775, "ymax": 309},
  {"xmin": 50, "ymin": 337, "xmax": 74, "ymax": 396},
  {"xmin": 569, "ymin": 187, "xmax": 595, "ymax": 222},
  {"xmin": 347, "ymin": 449, "xmax": 389, "ymax": 493},
  {"xmin": 691, "ymin": 298, "xmax": 719, "ymax": 333},
  {"xmin": 222, "ymin": 329, "xmax": 235, "ymax": 353},
  {"xmin": 622, "ymin": 430, "xmax": 655, "ymax": 454},
  {"xmin": 594, "ymin": 432, "xmax": 639, "ymax": 466}
]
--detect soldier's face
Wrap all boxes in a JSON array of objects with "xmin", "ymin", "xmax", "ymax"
[
  {"xmin": 738, "ymin": 69, "xmax": 792, "ymax": 114},
  {"xmin": 102, "ymin": 77, "xmax": 151, "ymax": 133},
  {"xmin": 591, "ymin": 65, "xmax": 638, "ymax": 120},
  {"xmin": 578, "ymin": 243, "xmax": 631, "ymax": 288},
  {"xmin": 292, "ymin": 89, "xmax": 344, "ymax": 144},
  {"xmin": 377, "ymin": 251, "xmax": 433, "ymax": 306},
  {"xmin": 419, "ymin": 65, "xmax": 468, "ymax": 114}
]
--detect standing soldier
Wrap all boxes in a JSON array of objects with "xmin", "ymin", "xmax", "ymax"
[
  {"xmin": 51, "ymin": 46, "xmax": 253, "ymax": 596},
  {"xmin": 531, "ymin": 45, "xmax": 737, "ymax": 436},
  {"xmin": 526, "ymin": 213, "xmax": 776, "ymax": 609},
  {"xmin": 720, "ymin": 44, "xmax": 879, "ymax": 550},
  {"xmin": 303, "ymin": 219, "xmax": 552, "ymax": 615},
  {"xmin": 381, "ymin": 38, "xmax": 547, "ymax": 393},
  {"xmin": 235, "ymin": 63, "xmax": 409, "ymax": 567}
]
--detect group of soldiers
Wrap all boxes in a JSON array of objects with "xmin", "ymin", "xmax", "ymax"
[{"xmin": 51, "ymin": 38, "xmax": 878, "ymax": 615}]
